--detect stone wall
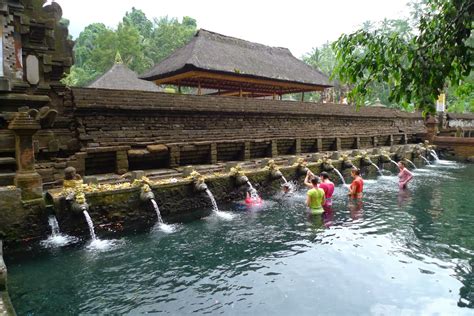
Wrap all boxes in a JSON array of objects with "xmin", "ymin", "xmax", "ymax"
[{"xmin": 71, "ymin": 88, "xmax": 427, "ymax": 173}]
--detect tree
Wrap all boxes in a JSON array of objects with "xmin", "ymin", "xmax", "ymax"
[
  {"xmin": 148, "ymin": 16, "xmax": 197, "ymax": 63},
  {"xmin": 123, "ymin": 7, "xmax": 153, "ymax": 39},
  {"xmin": 332, "ymin": 0, "xmax": 473, "ymax": 114},
  {"xmin": 63, "ymin": 10, "xmax": 198, "ymax": 87}
]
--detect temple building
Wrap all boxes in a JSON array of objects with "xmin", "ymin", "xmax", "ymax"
[
  {"xmin": 88, "ymin": 62, "xmax": 162, "ymax": 92},
  {"xmin": 141, "ymin": 29, "xmax": 332, "ymax": 98}
]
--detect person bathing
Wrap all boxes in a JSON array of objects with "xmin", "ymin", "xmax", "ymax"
[
  {"xmin": 398, "ymin": 161, "xmax": 413, "ymax": 189},
  {"xmin": 304, "ymin": 173, "xmax": 326, "ymax": 215}
]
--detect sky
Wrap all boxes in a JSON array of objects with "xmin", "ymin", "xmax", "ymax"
[{"xmin": 52, "ymin": 0, "xmax": 411, "ymax": 58}]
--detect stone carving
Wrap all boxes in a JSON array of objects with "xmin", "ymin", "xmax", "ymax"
[{"xmin": 26, "ymin": 55, "xmax": 40, "ymax": 85}]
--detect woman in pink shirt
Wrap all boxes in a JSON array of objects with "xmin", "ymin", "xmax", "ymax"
[{"xmin": 398, "ymin": 161, "xmax": 413, "ymax": 189}]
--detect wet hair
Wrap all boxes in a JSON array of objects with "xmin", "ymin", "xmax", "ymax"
[
  {"xmin": 351, "ymin": 167, "xmax": 360, "ymax": 176},
  {"xmin": 399, "ymin": 161, "xmax": 406, "ymax": 167},
  {"xmin": 320, "ymin": 171, "xmax": 330, "ymax": 179},
  {"xmin": 311, "ymin": 176, "xmax": 320, "ymax": 185}
]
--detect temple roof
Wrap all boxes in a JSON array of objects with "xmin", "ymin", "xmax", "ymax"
[
  {"xmin": 140, "ymin": 29, "xmax": 331, "ymax": 96},
  {"xmin": 88, "ymin": 63, "xmax": 162, "ymax": 92}
]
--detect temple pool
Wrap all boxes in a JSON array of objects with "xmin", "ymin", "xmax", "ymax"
[{"xmin": 6, "ymin": 162, "xmax": 474, "ymax": 315}]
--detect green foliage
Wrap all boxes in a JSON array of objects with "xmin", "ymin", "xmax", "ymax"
[
  {"xmin": 147, "ymin": 16, "xmax": 196, "ymax": 63},
  {"xmin": 447, "ymin": 72, "xmax": 474, "ymax": 113},
  {"xmin": 302, "ymin": 42, "xmax": 336, "ymax": 77},
  {"xmin": 332, "ymin": 0, "xmax": 473, "ymax": 114},
  {"xmin": 63, "ymin": 9, "xmax": 197, "ymax": 87}
]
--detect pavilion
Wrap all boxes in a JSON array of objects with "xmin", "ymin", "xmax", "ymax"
[
  {"xmin": 140, "ymin": 29, "xmax": 332, "ymax": 99},
  {"xmin": 88, "ymin": 62, "xmax": 162, "ymax": 92}
]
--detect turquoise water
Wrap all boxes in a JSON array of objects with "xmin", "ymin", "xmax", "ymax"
[{"xmin": 7, "ymin": 161, "xmax": 474, "ymax": 315}]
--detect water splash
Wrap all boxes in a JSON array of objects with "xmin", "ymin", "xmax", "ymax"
[
  {"xmin": 405, "ymin": 159, "xmax": 417, "ymax": 170},
  {"xmin": 332, "ymin": 168, "xmax": 346, "ymax": 186},
  {"xmin": 40, "ymin": 215, "xmax": 78, "ymax": 248},
  {"xmin": 430, "ymin": 150, "xmax": 439, "ymax": 161},
  {"xmin": 388, "ymin": 158, "xmax": 399, "ymax": 170},
  {"xmin": 83, "ymin": 210, "xmax": 97, "ymax": 240},
  {"xmin": 420, "ymin": 156, "xmax": 431, "ymax": 165},
  {"xmin": 205, "ymin": 188, "xmax": 233, "ymax": 220},
  {"xmin": 281, "ymin": 175, "xmax": 288, "ymax": 184},
  {"xmin": 151, "ymin": 199, "xmax": 163, "ymax": 224},
  {"xmin": 247, "ymin": 181, "xmax": 259, "ymax": 199},
  {"xmin": 370, "ymin": 162, "xmax": 383, "ymax": 176}
]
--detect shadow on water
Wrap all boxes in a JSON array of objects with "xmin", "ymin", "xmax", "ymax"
[{"xmin": 5, "ymin": 162, "xmax": 474, "ymax": 314}]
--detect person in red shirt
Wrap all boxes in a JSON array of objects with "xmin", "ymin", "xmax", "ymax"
[{"xmin": 348, "ymin": 168, "xmax": 364, "ymax": 199}]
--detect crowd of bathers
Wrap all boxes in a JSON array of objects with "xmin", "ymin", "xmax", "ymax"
[
  {"xmin": 244, "ymin": 161, "xmax": 414, "ymax": 212},
  {"xmin": 303, "ymin": 162, "xmax": 413, "ymax": 214}
]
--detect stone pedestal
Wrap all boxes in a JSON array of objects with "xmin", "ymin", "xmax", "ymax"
[
  {"xmin": 425, "ymin": 116, "xmax": 438, "ymax": 143},
  {"xmin": 8, "ymin": 112, "xmax": 43, "ymax": 200}
]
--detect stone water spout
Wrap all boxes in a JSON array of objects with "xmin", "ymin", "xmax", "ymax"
[
  {"xmin": 379, "ymin": 152, "xmax": 392, "ymax": 164},
  {"xmin": 187, "ymin": 170, "xmax": 208, "ymax": 192},
  {"xmin": 139, "ymin": 184, "xmax": 155, "ymax": 202},
  {"xmin": 292, "ymin": 157, "xmax": 309, "ymax": 175},
  {"xmin": 319, "ymin": 156, "xmax": 335, "ymax": 172},
  {"xmin": 229, "ymin": 164, "xmax": 249, "ymax": 186},
  {"xmin": 265, "ymin": 159, "xmax": 284, "ymax": 180},
  {"xmin": 68, "ymin": 192, "xmax": 89, "ymax": 214},
  {"xmin": 339, "ymin": 154, "xmax": 354, "ymax": 169}
]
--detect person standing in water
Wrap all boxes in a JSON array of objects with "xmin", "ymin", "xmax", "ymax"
[
  {"xmin": 305, "ymin": 174, "xmax": 326, "ymax": 215},
  {"xmin": 319, "ymin": 171, "xmax": 335, "ymax": 208},
  {"xmin": 348, "ymin": 167, "xmax": 364, "ymax": 199},
  {"xmin": 398, "ymin": 161, "xmax": 413, "ymax": 189}
]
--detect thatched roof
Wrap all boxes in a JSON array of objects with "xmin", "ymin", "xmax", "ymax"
[
  {"xmin": 88, "ymin": 63, "xmax": 161, "ymax": 92},
  {"xmin": 141, "ymin": 30, "xmax": 331, "ymax": 96}
]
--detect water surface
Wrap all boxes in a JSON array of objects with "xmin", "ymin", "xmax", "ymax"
[{"xmin": 7, "ymin": 161, "xmax": 474, "ymax": 315}]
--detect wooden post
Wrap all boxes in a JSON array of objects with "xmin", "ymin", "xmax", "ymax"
[
  {"xmin": 178, "ymin": 83, "xmax": 182, "ymax": 94},
  {"xmin": 239, "ymin": 86, "xmax": 243, "ymax": 98},
  {"xmin": 198, "ymin": 81, "xmax": 202, "ymax": 95},
  {"xmin": 301, "ymin": 92, "xmax": 305, "ymax": 102},
  {"xmin": 273, "ymin": 92, "xmax": 276, "ymax": 100}
]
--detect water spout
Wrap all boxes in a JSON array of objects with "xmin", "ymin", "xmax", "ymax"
[
  {"xmin": 332, "ymin": 168, "xmax": 346, "ymax": 186},
  {"xmin": 405, "ymin": 159, "xmax": 417, "ymax": 170},
  {"xmin": 151, "ymin": 199, "xmax": 163, "ymax": 224},
  {"xmin": 420, "ymin": 156, "xmax": 431, "ymax": 165},
  {"xmin": 41, "ymin": 215, "xmax": 78, "ymax": 248},
  {"xmin": 281, "ymin": 175, "xmax": 288, "ymax": 184},
  {"xmin": 247, "ymin": 181, "xmax": 259, "ymax": 199},
  {"xmin": 388, "ymin": 158, "xmax": 399, "ymax": 169},
  {"xmin": 370, "ymin": 162, "xmax": 384, "ymax": 176},
  {"xmin": 430, "ymin": 150, "xmax": 439, "ymax": 161},
  {"xmin": 83, "ymin": 210, "xmax": 97, "ymax": 240},
  {"xmin": 48, "ymin": 215, "xmax": 60, "ymax": 237},
  {"xmin": 205, "ymin": 188, "xmax": 233, "ymax": 220}
]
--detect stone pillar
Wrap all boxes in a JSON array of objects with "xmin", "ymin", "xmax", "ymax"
[
  {"xmin": 335, "ymin": 137, "xmax": 342, "ymax": 151},
  {"xmin": 373, "ymin": 136, "xmax": 378, "ymax": 147},
  {"xmin": 8, "ymin": 112, "xmax": 42, "ymax": 200},
  {"xmin": 243, "ymin": 141, "xmax": 251, "ymax": 161},
  {"xmin": 168, "ymin": 145, "xmax": 180, "ymax": 168},
  {"xmin": 389, "ymin": 135, "xmax": 394, "ymax": 146},
  {"xmin": 402, "ymin": 134, "xmax": 408, "ymax": 145},
  {"xmin": 116, "ymin": 150, "xmax": 129, "ymax": 174},
  {"xmin": 295, "ymin": 138, "xmax": 301, "ymax": 155},
  {"xmin": 209, "ymin": 142, "xmax": 217, "ymax": 164},
  {"xmin": 425, "ymin": 116, "xmax": 438, "ymax": 143},
  {"xmin": 316, "ymin": 138, "xmax": 323, "ymax": 152},
  {"xmin": 270, "ymin": 140, "xmax": 278, "ymax": 157},
  {"xmin": 355, "ymin": 137, "xmax": 361, "ymax": 149}
]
